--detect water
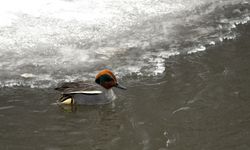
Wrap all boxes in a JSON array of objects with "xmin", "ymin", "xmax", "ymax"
[{"xmin": 0, "ymin": 0, "xmax": 250, "ymax": 150}]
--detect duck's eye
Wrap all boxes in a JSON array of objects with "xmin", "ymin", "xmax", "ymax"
[{"xmin": 95, "ymin": 74, "xmax": 114, "ymax": 84}]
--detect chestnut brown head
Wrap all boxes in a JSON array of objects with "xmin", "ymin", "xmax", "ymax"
[{"xmin": 95, "ymin": 69, "xmax": 126, "ymax": 90}]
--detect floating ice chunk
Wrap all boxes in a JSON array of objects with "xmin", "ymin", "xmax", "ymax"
[
  {"xmin": 223, "ymin": 35, "xmax": 236, "ymax": 40},
  {"xmin": 154, "ymin": 58, "xmax": 165, "ymax": 75},
  {"xmin": 154, "ymin": 64, "xmax": 165, "ymax": 75},
  {"xmin": 219, "ymin": 37, "xmax": 223, "ymax": 42},
  {"xmin": 158, "ymin": 50, "xmax": 180, "ymax": 59},
  {"xmin": 242, "ymin": 16, "xmax": 250, "ymax": 24},
  {"xmin": 231, "ymin": 23, "xmax": 236, "ymax": 29},
  {"xmin": 209, "ymin": 41, "xmax": 215, "ymax": 45},
  {"xmin": 187, "ymin": 45, "xmax": 206, "ymax": 54},
  {"xmin": 21, "ymin": 73, "xmax": 36, "ymax": 78}
]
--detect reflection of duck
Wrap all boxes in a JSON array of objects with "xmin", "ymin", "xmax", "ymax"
[{"xmin": 55, "ymin": 69, "xmax": 126, "ymax": 105}]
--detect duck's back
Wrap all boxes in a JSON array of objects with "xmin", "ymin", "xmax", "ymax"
[{"xmin": 55, "ymin": 82, "xmax": 98, "ymax": 93}]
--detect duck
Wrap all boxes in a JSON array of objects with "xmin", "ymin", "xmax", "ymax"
[{"xmin": 55, "ymin": 69, "xmax": 126, "ymax": 105}]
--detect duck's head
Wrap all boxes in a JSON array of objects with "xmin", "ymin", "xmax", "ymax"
[{"xmin": 95, "ymin": 69, "xmax": 127, "ymax": 90}]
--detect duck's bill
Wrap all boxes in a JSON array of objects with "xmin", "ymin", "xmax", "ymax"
[{"xmin": 115, "ymin": 83, "xmax": 127, "ymax": 90}]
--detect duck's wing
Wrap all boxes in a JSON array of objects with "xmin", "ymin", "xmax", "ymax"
[
  {"xmin": 56, "ymin": 82, "xmax": 103, "ymax": 104},
  {"xmin": 55, "ymin": 82, "xmax": 101, "ymax": 94}
]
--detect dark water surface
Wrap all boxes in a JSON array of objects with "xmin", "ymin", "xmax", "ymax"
[{"xmin": 1, "ymin": 24, "xmax": 250, "ymax": 150}]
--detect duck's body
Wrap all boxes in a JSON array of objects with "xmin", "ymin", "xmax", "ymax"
[
  {"xmin": 55, "ymin": 69, "xmax": 126, "ymax": 105},
  {"xmin": 55, "ymin": 82, "xmax": 116, "ymax": 105}
]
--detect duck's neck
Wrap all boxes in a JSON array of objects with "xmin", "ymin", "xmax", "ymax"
[{"xmin": 105, "ymin": 88, "xmax": 116, "ymax": 101}]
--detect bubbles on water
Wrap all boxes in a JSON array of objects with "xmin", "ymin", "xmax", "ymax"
[{"xmin": 163, "ymin": 130, "xmax": 177, "ymax": 148}]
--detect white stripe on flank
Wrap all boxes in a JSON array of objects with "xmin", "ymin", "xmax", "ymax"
[{"xmin": 69, "ymin": 91, "xmax": 103, "ymax": 94}]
